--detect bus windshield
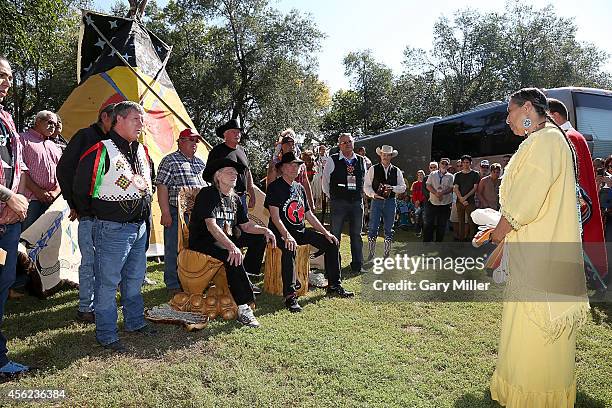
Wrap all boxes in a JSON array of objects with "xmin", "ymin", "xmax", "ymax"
[{"xmin": 574, "ymin": 92, "xmax": 612, "ymax": 158}]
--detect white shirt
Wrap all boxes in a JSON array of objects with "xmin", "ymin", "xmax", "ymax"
[
  {"xmin": 363, "ymin": 163, "xmax": 406, "ymax": 198},
  {"xmin": 426, "ymin": 170, "xmax": 454, "ymax": 206},
  {"xmin": 322, "ymin": 151, "xmax": 362, "ymax": 197},
  {"xmin": 560, "ymin": 121, "xmax": 574, "ymax": 132}
]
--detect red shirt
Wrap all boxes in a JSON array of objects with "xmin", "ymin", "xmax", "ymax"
[
  {"xmin": 567, "ymin": 127, "xmax": 607, "ymax": 278},
  {"xmin": 411, "ymin": 180, "xmax": 425, "ymax": 204}
]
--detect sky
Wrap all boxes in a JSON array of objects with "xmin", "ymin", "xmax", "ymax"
[{"xmin": 94, "ymin": 0, "xmax": 612, "ymax": 92}]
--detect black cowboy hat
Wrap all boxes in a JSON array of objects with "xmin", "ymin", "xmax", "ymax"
[
  {"xmin": 275, "ymin": 151, "xmax": 304, "ymax": 169},
  {"xmin": 215, "ymin": 118, "xmax": 242, "ymax": 139},
  {"xmin": 202, "ymin": 158, "xmax": 246, "ymax": 182}
]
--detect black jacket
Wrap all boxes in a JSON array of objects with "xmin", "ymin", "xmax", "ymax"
[
  {"xmin": 57, "ymin": 123, "xmax": 106, "ymax": 214},
  {"xmin": 73, "ymin": 130, "xmax": 155, "ymax": 223}
]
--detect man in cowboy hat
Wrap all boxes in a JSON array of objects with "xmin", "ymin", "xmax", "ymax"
[
  {"xmin": 363, "ymin": 145, "xmax": 406, "ymax": 259},
  {"xmin": 266, "ymin": 128, "xmax": 314, "ymax": 210},
  {"xmin": 207, "ymin": 118, "xmax": 256, "ymax": 215},
  {"xmin": 155, "ymin": 128, "xmax": 207, "ymax": 298},
  {"xmin": 189, "ymin": 158, "xmax": 276, "ymax": 327},
  {"xmin": 266, "ymin": 152, "xmax": 353, "ymax": 312}
]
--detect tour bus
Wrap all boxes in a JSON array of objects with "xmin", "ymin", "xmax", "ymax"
[{"xmin": 355, "ymin": 87, "xmax": 612, "ymax": 182}]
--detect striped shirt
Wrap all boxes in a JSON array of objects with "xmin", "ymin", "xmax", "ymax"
[
  {"xmin": 20, "ymin": 128, "xmax": 62, "ymax": 201},
  {"xmin": 155, "ymin": 150, "xmax": 207, "ymax": 207}
]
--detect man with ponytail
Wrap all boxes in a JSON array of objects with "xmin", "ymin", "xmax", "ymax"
[
  {"xmin": 489, "ymin": 88, "xmax": 589, "ymax": 407},
  {"xmin": 189, "ymin": 158, "xmax": 276, "ymax": 327}
]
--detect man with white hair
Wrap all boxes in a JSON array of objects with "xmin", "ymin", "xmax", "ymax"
[
  {"xmin": 189, "ymin": 158, "xmax": 276, "ymax": 327},
  {"xmin": 20, "ymin": 110, "xmax": 62, "ymax": 230}
]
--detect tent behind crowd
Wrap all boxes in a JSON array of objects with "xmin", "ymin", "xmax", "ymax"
[
  {"xmin": 19, "ymin": 8, "xmax": 273, "ymax": 295},
  {"xmin": 57, "ymin": 9, "xmax": 210, "ymax": 256}
]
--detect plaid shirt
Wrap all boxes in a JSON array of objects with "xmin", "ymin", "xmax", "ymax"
[
  {"xmin": 20, "ymin": 128, "xmax": 62, "ymax": 200},
  {"xmin": 155, "ymin": 150, "xmax": 207, "ymax": 207}
]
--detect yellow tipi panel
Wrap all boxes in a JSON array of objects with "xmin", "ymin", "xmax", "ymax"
[{"xmin": 58, "ymin": 11, "xmax": 211, "ymax": 257}]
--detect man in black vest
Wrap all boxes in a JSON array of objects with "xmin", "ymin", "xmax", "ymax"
[
  {"xmin": 364, "ymin": 145, "xmax": 406, "ymax": 259},
  {"xmin": 322, "ymin": 133, "xmax": 366, "ymax": 273}
]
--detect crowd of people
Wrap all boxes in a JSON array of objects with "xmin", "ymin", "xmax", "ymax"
[{"xmin": 0, "ymin": 53, "xmax": 605, "ymax": 408}]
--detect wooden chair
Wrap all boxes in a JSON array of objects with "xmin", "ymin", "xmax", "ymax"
[
  {"xmin": 169, "ymin": 187, "xmax": 238, "ymax": 321},
  {"xmin": 263, "ymin": 244, "xmax": 310, "ymax": 297}
]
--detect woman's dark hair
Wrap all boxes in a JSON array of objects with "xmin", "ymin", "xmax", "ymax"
[{"xmin": 509, "ymin": 87, "xmax": 579, "ymax": 183}]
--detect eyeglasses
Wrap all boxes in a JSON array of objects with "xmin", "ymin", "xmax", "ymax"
[
  {"xmin": 339, "ymin": 140, "xmax": 354, "ymax": 145},
  {"xmin": 179, "ymin": 136, "xmax": 200, "ymax": 143},
  {"xmin": 46, "ymin": 120, "xmax": 57, "ymax": 127}
]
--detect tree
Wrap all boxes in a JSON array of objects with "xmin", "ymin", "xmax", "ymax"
[
  {"xmin": 320, "ymin": 89, "xmax": 361, "ymax": 143},
  {"xmin": 0, "ymin": 0, "xmax": 87, "ymax": 130},
  {"xmin": 343, "ymin": 50, "xmax": 396, "ymax": 135},
  {"xmin": 402, "ymin": 1, "xmax": 612, "ymax": 117}
]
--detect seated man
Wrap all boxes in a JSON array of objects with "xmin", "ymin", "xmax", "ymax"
[
  {"xmin": 188, "ymin": 158, "xmax": 275, "ymax": 328},
  {"xmin": 265, "ymin": 152, "xmax": 354, "ymax": 313}
]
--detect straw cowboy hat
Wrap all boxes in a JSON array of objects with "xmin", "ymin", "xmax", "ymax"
[{"xmin": 376, "ymin": 145, "xmax": 398, "ymax": 158}]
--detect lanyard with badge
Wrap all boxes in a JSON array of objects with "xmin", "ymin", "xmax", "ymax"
[
  {"xmin": 437, "ymin": 172, "xmax": 444, "ymax": 192},
  {"xmin": 345, "ymin": 157, "xmax": 357, "ymax": 190}
]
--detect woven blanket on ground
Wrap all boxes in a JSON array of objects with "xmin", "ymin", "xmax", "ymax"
[{"xmin": 145, "ymin": 304, "xmax": 209, "ymax": 331}]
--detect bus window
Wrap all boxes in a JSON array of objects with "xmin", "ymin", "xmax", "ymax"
[
  {"xmin": 574, "ymin": 92, "xmax": 612, "ymax": 158},
  {"xmin": 431, "ymin": 104, "xmax": 521, "ymax": 160}
]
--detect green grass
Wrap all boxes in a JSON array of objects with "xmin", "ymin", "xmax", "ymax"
[{"xmin": 2, "ymin": 228, "xmax": 611, "ymax": 407}]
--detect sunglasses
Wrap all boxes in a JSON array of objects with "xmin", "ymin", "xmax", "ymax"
[{"xmin": 179, "ymin": 136, "xmax": 200, "ymax": 143}]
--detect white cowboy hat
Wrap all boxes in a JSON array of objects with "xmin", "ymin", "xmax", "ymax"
[{"xmin": 376, "ymin": 145, "xmax": 398, "ymax": 158}]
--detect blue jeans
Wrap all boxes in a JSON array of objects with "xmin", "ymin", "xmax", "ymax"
[
  {"xmin": 330, "ymin": 198, "xmax": 363, "ymax": 270},
  {"xmin": 22, "ymin": 200, "xmax": 50, "ymax": 231},
  {"xmin": 368, "ymin": 198, "xmax": 396, "ymax": 240},
  {"xmin": 78, "ymin": 217, "xmax": 96, "ymax": 313},
  {"xmin": 0, "ymin": 223, "xmax": 22, "ymax": 366},
  {"xmin": 163, "ymin": 206, "xmax": 179, "ymax": 289},
  {"xmin": 93, "ymin": 219, "xmax": 147, "ymax": 346}
]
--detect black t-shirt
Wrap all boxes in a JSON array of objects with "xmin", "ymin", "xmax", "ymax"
[
  {"xmin": 264, "ymin": 177, "xmax": 310, "ymax": 237},
  {"xmin": 189, "ymin": 185, "xmax": 248, "ymax": 251},
  {"xmin": 453, "ymin": 170, "xmax": 481, "ymax": 204},
  {"xmin": 207, "ymin": 143, "xmax": 249, "ymax": 194}
]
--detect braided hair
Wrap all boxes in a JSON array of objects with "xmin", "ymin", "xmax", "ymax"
[{"xmin": 509, "ymin": 88, "xmax": 579, "ymax": 183}]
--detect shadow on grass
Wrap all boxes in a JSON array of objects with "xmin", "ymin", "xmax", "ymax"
[
  {"xmin": 2, "ymin": 282, "xmax": 330, "ymax": 373},
  {"xmin": 589, "ymin": 300, "xmax": 612, "ymax": 326},
  {"xmin": 453, "ymin": 389, "xmax": 496, "ymax": 408},
  {"xmin": 454, "ymin": 388, "xmax": 608, "ymax": 408}
]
